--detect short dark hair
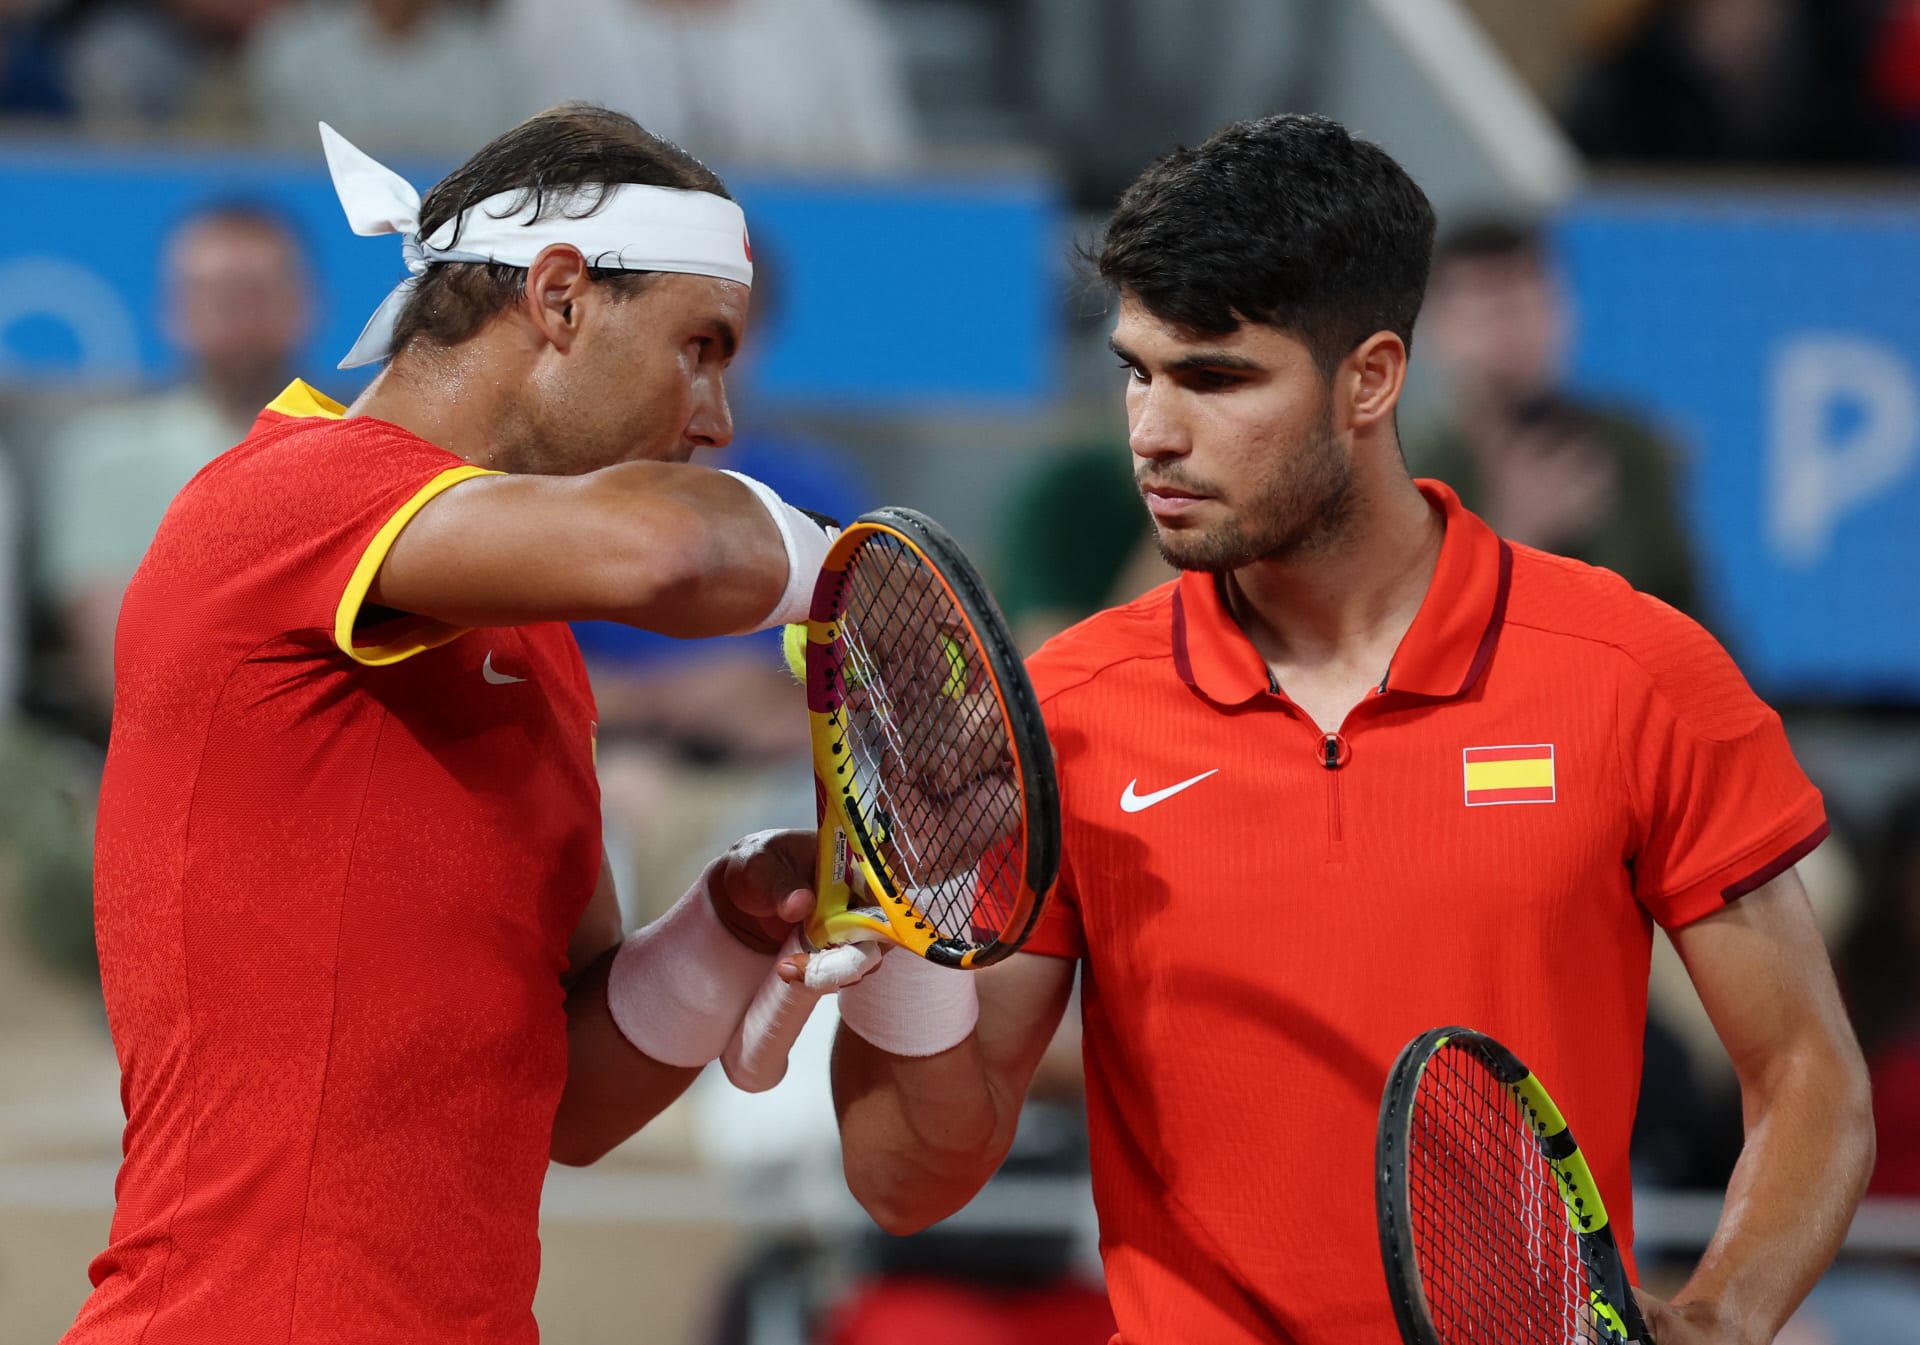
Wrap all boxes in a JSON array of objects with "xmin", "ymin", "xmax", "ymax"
[
  {"xmin": 1433, "ymin": 216, "xmax": 1548, "ymax": 270},
  {"xmin": 391, "ymin": 103, "xmax": 732, "ymax": 358},
  {"xmin": 1095, "ymin": 114, "xmax": 1436, "ymax": 377}
]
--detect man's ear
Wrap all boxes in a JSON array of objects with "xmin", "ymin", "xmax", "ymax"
[
  {"xmin": 523, "ymin": 244, "xmax": 593, "ymax": 353},
  {"xmin": 1342, "ymin": 330, "xmax": 1408, "ymax": 434}
]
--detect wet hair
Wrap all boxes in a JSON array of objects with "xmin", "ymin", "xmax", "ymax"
[
  {"xmin": 390, "ymin": 103, "xmax": 732, "ymax": 358},
  {"xmin": 1095, "ymin": 113, "xmax": 1436, "ymax": 377}
]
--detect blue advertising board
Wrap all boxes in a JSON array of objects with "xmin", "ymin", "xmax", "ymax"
[
  {"xmin": 1560, "ymin": 193, "xmax": 1920, "ymax": 700},
  {"xmin": 0, "ymin": 141, "xmax": 1059, "ymax": 409}
]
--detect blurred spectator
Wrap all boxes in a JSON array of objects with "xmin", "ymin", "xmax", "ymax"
[
  {"xmin": 1565, "ymin": 0, "xmax": 1889, "ymax": 166},
  {"xmin": 499, "ymin": 0, "xmax": 916, "ymax": 172},
  {"xmin": 1406, "ymin": 217, "xmax": 1702, "ymax": 617},
  {"xmin": 244, "ymin": 0, "xmax": 525, "ymax": 155},
  {"xmin": 0, "ymin": 0, "xmax": 71, "ymax": 115},
  {"xmin": 64, "ymin": 0, "xmax": 272, "ymax": 130},
  {"xmin": 1836, "ymin": 785, "xmax": 1920, "ymax": 1198},
  {"xmin": 39, "ymin": 202, "xmax": 313, "ymax": 733}
]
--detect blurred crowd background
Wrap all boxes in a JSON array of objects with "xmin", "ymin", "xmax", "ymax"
[{"xmin": 2, "ymin": 1, "xmax": 1919, "ymax": 1342}]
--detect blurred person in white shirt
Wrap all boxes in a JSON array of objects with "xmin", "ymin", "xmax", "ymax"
[
  {"xmin": 40, "ymin": 203, "xmax": 313, "ymax": 730},
  {"xmin": 500, "ymin": 0, "xmax": 917, "ymax": 172}
]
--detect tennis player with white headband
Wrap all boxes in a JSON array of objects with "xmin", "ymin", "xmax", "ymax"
[{"xmin": 67, "ymin": 104, "xmax": 865, "ymax": 1345}]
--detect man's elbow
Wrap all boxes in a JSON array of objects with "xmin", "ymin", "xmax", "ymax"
[
  {"xmin": 846, "ymin": 1166, "xmax": 974, "ymax": 1238},
  {"xmin": 549, "ymin": 1117, "xmax": 620, "ymax": 1169}
]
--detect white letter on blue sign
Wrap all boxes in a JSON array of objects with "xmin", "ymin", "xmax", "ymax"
[{"xmin": 1769, "ymin": 335, "xmax": 1918, "ymax": 565}]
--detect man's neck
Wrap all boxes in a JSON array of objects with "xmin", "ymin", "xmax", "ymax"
[
  {"xmin": 1224, "ymin": 469, "xmax": 1444, "ymax": 684},
  {"xmin": 348, "ymin": 345, "xmax": 524, "ymax": 470}
]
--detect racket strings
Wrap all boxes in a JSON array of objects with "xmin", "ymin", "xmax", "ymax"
[
  {"xmin": 1408, "ymin": 1046, "xmax": 1614, "ymax": 1344},
  {"xmin": 829, "ymin": 536, "xmax": 1027, "ymax": 945}
]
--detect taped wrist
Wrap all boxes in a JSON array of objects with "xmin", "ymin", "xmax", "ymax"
[
  {"xmin": 721, "ymin": 469, "xmax": 836, "ymax": 631},
  {"xmin": 835, "ymin": 948, "xmax": 980, "ymax": 1057},
  {"xmin": 606, "ymin": 862, "xmax": 777, "ymax": 1068}
]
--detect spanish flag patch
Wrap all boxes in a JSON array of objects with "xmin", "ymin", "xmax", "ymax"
[{"xmin": 1463, "ymin": 744, "xmax": 1556, "ymax": 806}]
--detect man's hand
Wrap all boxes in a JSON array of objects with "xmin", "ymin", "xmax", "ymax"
[
  {"xmin": 1632, "ymin": 1288, "xmax": 1755, "ymax": 1345},
  {"xmin": 706, "ymin": 828, "xmax": 816, "ymax": 953}
]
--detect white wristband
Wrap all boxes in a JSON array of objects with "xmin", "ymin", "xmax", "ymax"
[
  {"xmin": 721, "ymin": 469, "xmax": 834, "ymax": 632},
  {"xmin": 835, "ymin": 949, "xmax": 980, "ymax": 1058},
  {"xmin": 607, "ymin": 862, "xmax": 778, "ymax": 1068}
]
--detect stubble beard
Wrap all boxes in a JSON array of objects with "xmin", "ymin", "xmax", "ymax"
[{"xmin": 1148, "ymin": 408, "xmax": 1357, "ymax": 574}]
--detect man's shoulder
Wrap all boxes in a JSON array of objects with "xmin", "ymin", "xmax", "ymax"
[
  {"xmin": 1503, "ymin": 544, "xmax": 1766, "ymax": 736},
  {"xmin": 221, "ymin": 403, "xmax": 459, "ymax": 482},
  {"xmin": 1026, "ymin": 580, "xmax": 1177, "ymax": 705}
]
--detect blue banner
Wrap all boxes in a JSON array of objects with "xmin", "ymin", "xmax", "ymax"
[
  {"xmin": 0, "ymin": 142, "xmax": 1059, "ymax": 409},
  {"xmin": 1560, "ymin": 194, "xmax": 1920, "ymax": 700}
]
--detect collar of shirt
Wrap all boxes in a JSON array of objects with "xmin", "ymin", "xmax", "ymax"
[{"xmin": 1170, "ymin": 478, "xmax": 1513, "ymax": 707}]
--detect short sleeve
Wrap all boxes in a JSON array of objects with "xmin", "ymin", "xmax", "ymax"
[
  {"xmin": 1618, "ymin": 608, "xmax": 1828, "ymax": 929},
  {"xmin": 148, "ymin": 414, "xmax": 496, "ymax": 668},
  {"xmin": 1017, "ymin": 844, "xmax": 1086, "ymax": 960},
  {"xmin": 324, "ymin": 458, "xmax": 495, "ymax": 665}
]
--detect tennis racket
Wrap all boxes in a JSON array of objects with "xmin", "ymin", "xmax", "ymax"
[
  {"xmin": 1377, "ymin": 1026, "xmax": 1654, "ymax": 1345},
  {"xmin": 720, "ymin": 506, "xmax": 1060, "ymax": 1092}
]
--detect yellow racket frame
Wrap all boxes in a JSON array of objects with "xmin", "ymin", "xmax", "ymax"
[{"xmin": 798, "ymin": 514, "xmax": 1043, "ymax": 969}]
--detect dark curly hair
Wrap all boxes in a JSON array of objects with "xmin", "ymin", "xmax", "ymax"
[{"xmin": 1096, "ymin": 113, "xmax": 1436, "ymax": 378}]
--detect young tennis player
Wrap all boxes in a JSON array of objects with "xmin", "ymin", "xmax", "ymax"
[
  {"xmin": 69, "ymin": 106, "xmax": 842, "ymax": 1344},
  {"xmin": 806, "ymin": 115, "xmax": 1873, "ymax": 1345}
]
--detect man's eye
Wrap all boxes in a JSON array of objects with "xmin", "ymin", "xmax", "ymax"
[{"xmin": 1119, "ymin": 362, "xmax": 1147, "ymax": 383}]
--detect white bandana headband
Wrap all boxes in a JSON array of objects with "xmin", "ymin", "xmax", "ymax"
[{"xmin": 319, "ymin": 122, "xmax": 754, "ymax": 369}]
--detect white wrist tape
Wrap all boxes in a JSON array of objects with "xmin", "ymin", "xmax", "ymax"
[
  {"xmin": 835, "ymin": 948, "xmax": 980, "ymax": 1058},
  {"xmin": 721, "ymin": 469, "xmax": 834, "ymax": 632},
  {"xmin": 607, "ymin": 863, "xmax": 778, "ymax": 1068},
  {"xmin": 805, "ymin": 941, "xmax": 885, "ymax": 990}
]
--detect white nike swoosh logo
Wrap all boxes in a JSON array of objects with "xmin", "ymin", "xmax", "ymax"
[
  {"xmin": 1120, "ymin": 769, "xmax": 1219, "ymax": 813},
  {"xmin": 481, "ymin": 652, "xmax": 526, "ymax": 685}
]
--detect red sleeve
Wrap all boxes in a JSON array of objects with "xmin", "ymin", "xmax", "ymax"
[
  {"xmin": 1018, "ymin": 837, "xmax": 1086, "ymax": 960},
  {"xmin": 1617, "ymin": 605, "xmax": 1828, "ymax": 929},
  {"xmin": 182, "ymin": 414, "xmax": 496, "ymax": 666}
]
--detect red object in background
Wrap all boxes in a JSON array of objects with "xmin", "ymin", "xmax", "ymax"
[
  {"xmin": 1866, "ymin": 1031, "xmax": 1920, "ymax": 1197},
  {"xmin": 1874, "ymin": 0, "xmax": 1920, "ymax": 116},
  {"xmin": 822, "ymin": 1276, "xmax": 1118, "ymax": 1345}
]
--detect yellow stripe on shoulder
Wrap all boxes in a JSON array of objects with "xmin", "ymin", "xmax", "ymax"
[
  {"xmin": 267, "ymin": 379, "xmax": 348, "ymax": 420},
  {"xmin": 334, "ymin": 464, "xmax": 500, "ymax": 667}
]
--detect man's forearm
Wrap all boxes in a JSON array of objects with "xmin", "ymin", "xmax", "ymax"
[
  {"xmin": 1672, "ymin": 1037, "xmax": 1874, "ymax": 1340},
  {"xmin": 830, "ymin": 1026, "xmax": 1019, "ymax": 1234},
  {"xmin": 550, "ymin": 949, "xmax": 701, "ymax": 1166}
]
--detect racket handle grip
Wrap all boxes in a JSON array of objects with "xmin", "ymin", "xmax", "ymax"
[{"xmin": 721, "ymin": 940, "xmax": 822, "ymax": 1093}]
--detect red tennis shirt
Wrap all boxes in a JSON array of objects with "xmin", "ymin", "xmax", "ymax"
[
  {"xmin": 1022, "ymin": 480, "xmax": 1827, "ymax": 1345},
  {"xmin": 67, "ymin": 382, "xmax": 603, "ymax": 1345}
]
